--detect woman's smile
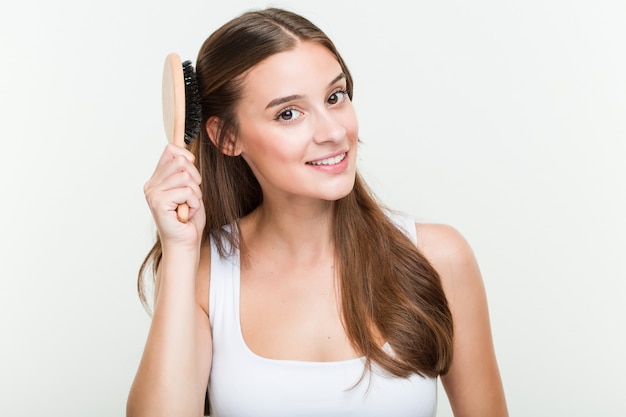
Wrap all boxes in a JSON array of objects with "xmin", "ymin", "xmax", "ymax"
[{"xmin": 305, "ymin": 151, "xmax": 349, "ymax": 175}]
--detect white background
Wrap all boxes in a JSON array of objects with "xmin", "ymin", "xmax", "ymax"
[{"xmin": 1, "ymin": 0, "xmax": 624, "ymax": 416}]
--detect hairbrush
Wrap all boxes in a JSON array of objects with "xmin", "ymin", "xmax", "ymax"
[{"xmin": 161, "ymin": 53, "xmax": 201, "ymax": 223}]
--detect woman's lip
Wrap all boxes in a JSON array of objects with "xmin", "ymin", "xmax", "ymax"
[
  {"xmin": 306, "ymin": 150, "xmax": 349, "ymax": 165},
  {"xmin": 305, "ymin": 150, "xmax": 349, "ymax": 174}
]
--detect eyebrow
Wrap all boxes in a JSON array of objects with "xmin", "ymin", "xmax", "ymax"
[{"xmin": 265, "ymin": 73, "xmax": 347, "ymax": 109}]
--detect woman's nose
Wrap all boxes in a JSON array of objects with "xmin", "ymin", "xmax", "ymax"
[{"xmin": 312, "ymin": 109, "xmax": 347, "ymax": 144}]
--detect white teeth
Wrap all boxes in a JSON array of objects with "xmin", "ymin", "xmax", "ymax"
[{"xmin": 308, "ymin": 153, "xmax": 346, "ymax": 166}]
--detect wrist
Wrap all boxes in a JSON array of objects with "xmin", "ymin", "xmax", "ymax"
[
  {"xmin": 161, "ymin": 244, "xmax": 200, "ymax": 268},
  {"xmin": 155, "ymin": 246, "xmax": 200, "ymax": 302}
]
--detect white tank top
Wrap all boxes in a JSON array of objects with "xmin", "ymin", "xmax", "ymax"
[{"xmin": 208, "ymin": 214, "xmax": 437, "ymax": 417}]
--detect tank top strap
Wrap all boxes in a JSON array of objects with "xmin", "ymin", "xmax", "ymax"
[
  {"xmin": 386, "ymin": 211, "xmax": 418, "ymax": 244},
  {"xmin": 208, "ymin": 231, "xmax": 240, "ymax": 334}
]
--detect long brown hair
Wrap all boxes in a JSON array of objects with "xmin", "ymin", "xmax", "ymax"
[{"xmin": 139, "ymin": 5, "xmax": 452, "ymax": 386}]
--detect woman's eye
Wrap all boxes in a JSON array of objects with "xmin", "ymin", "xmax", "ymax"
[
  {"xmin": 328, "ymin": 89, "xmax": 349, "ymax": 105},
  {"xmin": 277, "ymin": 108, "xmax": 301, "ymax": 122}
]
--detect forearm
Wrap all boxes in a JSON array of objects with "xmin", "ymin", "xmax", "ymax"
[{"xmin": 127, "ymin": 247, "xmax": 207, "ymax": 417}]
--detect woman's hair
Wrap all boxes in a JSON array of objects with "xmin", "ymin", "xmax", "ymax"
[{"xmin": 139, "ymin": 6, "xmax": 452, "ymax": 385}]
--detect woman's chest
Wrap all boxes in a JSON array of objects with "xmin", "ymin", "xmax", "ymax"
[{"xmin": 239, "ymin": 263, "xmax": 357, "ymax": 362}]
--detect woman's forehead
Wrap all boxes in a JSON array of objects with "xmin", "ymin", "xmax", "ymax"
[{"xmin": 240, "ymin": 42, "xmax": 343, "ymax": 102}]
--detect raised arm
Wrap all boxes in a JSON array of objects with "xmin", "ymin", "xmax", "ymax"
[
  {"xmin": 416, "ymin": 223, "xmax": 508, "ymax": 417},
  {"xmin": 127, "ymin": 144, "xmax": 212, "ymax": 417}
]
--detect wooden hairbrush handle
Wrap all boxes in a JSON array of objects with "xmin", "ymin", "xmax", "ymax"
[{"xmin": 162, "ymin": 53, "xmax": 190, "ymax": 223}]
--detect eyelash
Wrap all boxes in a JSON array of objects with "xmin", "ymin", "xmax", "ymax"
[
  {"xmin": 275, "ymin": 106, "xmax": 300, "ymax": 123},
  {"xmin": 328, "ymin": 88, "xmax": 350, "ymax": 105},
  {"xmin": 274, "ymin": 87, "xmax": 351, "ymax": 123}
]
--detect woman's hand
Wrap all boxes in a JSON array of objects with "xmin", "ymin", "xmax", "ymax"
[{"xmin": 143, "ymin": 144, "xmax": 205, "ymax": 249}]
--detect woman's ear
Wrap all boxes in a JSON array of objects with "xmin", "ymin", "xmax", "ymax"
[{"xmin": 205, "ymin": 116, "xmax": 242, "ymax": 156}]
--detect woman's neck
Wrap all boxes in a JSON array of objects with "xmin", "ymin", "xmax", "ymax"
[{"xmin": 239, "ymin": 199, "xmax": 335, "ymax": 265}]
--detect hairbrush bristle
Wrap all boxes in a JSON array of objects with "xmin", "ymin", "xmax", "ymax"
[{"xmin": 182, "ymin": 60, "xmax": 202, "ymax": 145}]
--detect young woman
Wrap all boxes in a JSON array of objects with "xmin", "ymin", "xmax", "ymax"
[{"xmin": 127, "ymin": 7, "xmax": 508, "ymax": 417}]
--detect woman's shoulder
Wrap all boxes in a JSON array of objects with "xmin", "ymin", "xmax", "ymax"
[
  {"xmin": 414, "ymin": 223, "xmax": 472, "ymax": 257},
  {"xmin": 413, "ymin": 222, "xmax": 481, "ymax": 288}
]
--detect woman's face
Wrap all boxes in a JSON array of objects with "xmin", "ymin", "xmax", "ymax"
[{"xmin": 234, "ymin": 41, "xmax": 358, "ymax": 205}]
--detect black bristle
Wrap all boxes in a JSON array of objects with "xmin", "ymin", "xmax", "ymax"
[{"xmin": 182, "ymin": 60, "xmax": 202, "ymax": 145}]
